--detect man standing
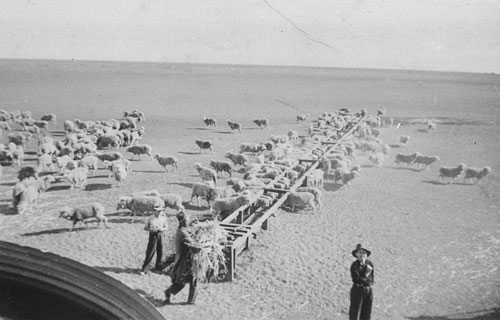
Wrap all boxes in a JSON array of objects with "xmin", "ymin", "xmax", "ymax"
[
  {"xmin": 349, "ymin": 244, "xmax": 374, "ymax": 320},
  {"xmin": 163, "ymin": 211, "xmax": 200, "ymax": 305},
  {"xmin": 140, "ymin": 204, "xmax": 167, "ymax": 275}
]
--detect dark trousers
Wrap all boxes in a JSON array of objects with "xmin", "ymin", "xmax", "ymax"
[
  {"xmin": 141, "ymin": 232, "xmax": 163, "ymax": 272},
  {"xmin": 166, "ymin": 275, "xmax": 198, "ymax": 304},
  {"xmin": 349, "ymin": 285, "xmax": 373, "ymax": 320}
]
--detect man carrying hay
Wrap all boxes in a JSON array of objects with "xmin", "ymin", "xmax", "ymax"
[{"xmin": 163, "ymin": 211, "xmax": 228, "ymax": 305}]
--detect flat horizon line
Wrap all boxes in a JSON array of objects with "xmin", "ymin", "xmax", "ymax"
[{"xmin": 1, "ymin": 57, "xmax": 497, "ymax": 77}]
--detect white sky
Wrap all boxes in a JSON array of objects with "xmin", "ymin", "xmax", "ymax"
[{"xmin": 1, "ymin": 0, "xmax": 499, "ymax": 73}]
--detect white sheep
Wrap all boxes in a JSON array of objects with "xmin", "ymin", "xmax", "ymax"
[
  {"xmin": 307, "ymin": 169, "xmax": 324, "ymax": 189},
  {"xmin": 207, "ymin": 186, "xmax": 238, "ymax": 205},
  {"xmin": 463, "ymin": 166, "xmax": 491, "ymax": 184},
  {"xmin": 37, "ymin": 154, "xmax": 55, "ymax": 172},
  {"xmin": 113, "ymin": 163, "xmax": 128, "ymax": 187},
  {"xmin": 225, "ymin": 151, "xmax": 249, "ymax": 167},
  {"xmin": 78, "ymin": 155, "xmax": 99, "ymax": 175},
  {"xmin": 59, "ymin": 203, "xmax": 109, "ymax": 231},
  {"xmin": 154, "ymin": 154, "xmax": 178, "ymax": 172},
  {"xmin": 103, "ymin": 159, "xmax": 131, "ymax": 177},
  {"xmin": 287, "ymin": 130, "xmax": 299, "ymax": 143},
  {"xmin": 127, "ymin": 144, "xmax": 153, "ymax": 160},
  {"xmin": 284, "ymin": 191, "xmax": 316, "ymax": 213},
  {"xmin": 438, "ymin": 164, "xmax": 466, "ymax": 184},
  {"xmin": 413, "ymin": 155, "xmax": 440, "ymax": 171},
  {"xmin": 334, "ymin": 167, "xmax": 360, "ymax": 186},
  {"xmin": 191, "ymin": 182, "xmax": 214, "ymax": 206},
  {"xmin": 194, "ymin": 162, "xmax": 218, "ymax": 185},
  {"xmin": 227, "ymin": 120, "xmax": 242, "ymax": 133},
  {"xmin": 296, "ymin": 187, "xmax": 322, "ymax": 208},
  {"xmin": 116, "ymin": 196, "xmax": 164, "ymax": 217},
  {"xmin": 211, "ymin": 195, "xmax": 251, "ymax": 220},
  {"xmin": 270, "ymin": 135, "xmax": 289, "ymax": 144},
  {"xmin": 159, "ymin": 193, "xmax": 184, "ymax": 212},
  {"xmin": 64, "ymin": 167, "xmax": 88, "ymax": 190}
]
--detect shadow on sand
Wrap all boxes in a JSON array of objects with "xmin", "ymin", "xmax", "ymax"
[
  {"xmin": 177, "ymin": 151, "xmax": 202, "ymax": 155},
  {"xmin": 182, "ymin": 202, "xmax": 209, "ymax": 212},
  {"xmin": 387, "ymin": 166, "xmax": 421, "ymax": 172},
  {"xmin": 21, "ymin": 227, "xmax": 93, "ymax": 236},
  {"xmin": 93, "ymin": 266, "xmax": 141, "ymax": 276},
  {"xmin": 421, "ymin": 180, "xmax": 471, "ymax": 186},
  {"xmin": 85, "ymin": 183, "xmax": 113, "ymax": 191},
  {"xmin": 167, "ymin": 182, "xmax": 193, "ymax": 189},
  {"xmin": 323, "ymin": 182, "xmax": 344, "ymax": 192},
  {"xmin": 406, "ymin": 307, "xmax": 500, "ymax": 320}
]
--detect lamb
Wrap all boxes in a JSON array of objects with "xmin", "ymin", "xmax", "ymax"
[
  {"xmin": 413, "ymin": 155, "xmax": 440, "ymax": 170},
  {"xmin": 239, "ymin": 143, "xmax": 266, "ymax": 154},
  {"xmin": 202, "ymin": 116, "xmax": 217, "ymax": 128},
  {"xmin": 253, "ymin": 118, "xmax": 269, "ymax": 128},
  {"xmin": 127, "ymin": 144, "xmax": 153, "ymax": 160},
  {"xmin": 225, "ymin": 151, "xmax": 249, "ymax": 167},
  {"xmin": 78, "ymin": 155, "xmax": 99, "ymax": 175},
  {"xmin": 64, "ymin": 167, "xmax": 88, "ymax": 190},
  {"xmin": 283, "ymin": 191, "xmax": 316, "ymax": 213},
  {"xmin": 296, "ymin": 187, "xmax": 323, "ymax": 208},
  {"xmin": 154, "ymin": 154, "xmax": 178, "ymax": 172},
  {"xmin": 399, "ymin": 135, "xmax": 410, "ymax": 146},
  {"xmin": 210, "ymin": 159, "xmax": 234, "ymax": 177},
  {"xmin": 37, "ymin": 153, "xmax": 56, "ymax": 172},
  {"xmin": 307, "ymin": 169, "xmax": 324, "ymax": 189},
  {"xmin": 159, "ymin": 193, "xmax": 184, "ymax": 212},
  {"xmin": 35, "ymin": 175, "xmax": 57, "ymax": 192},
  {"xmin": 394, "ymin": 152, "xmax": 420, "ymax": 166},
  {"xmin": 438, "ymin": 164, "xmax": 466, "ymax": 184},
  {"xmin": 227, "ymin": 120, "xmax": 242, "ymax": 134},
  {"xmin": 103, "ymin": 159, "xmax": 132, "ymax": 177},
  {"xmin": 296, "ymin": 114, "xmax": 310, "ymax": 122},
  {"xmin": 194, "ymin": 162, "xmax": 218, "ymax": 185},
  {"xmin": 368, "ymin": 153, "xmax": 385, "ymax": 167},
  {"xmin": 112, "ymin": 163, "xmax": 129, "ymax": 187},
  {"xmin": 116, "ymin": 196, "xmax": 164, "ymax": 217},
  {"xmin": 463, "ymin": 166, "xmax": 491, "ymax": 184},
  {"xmin": 59, "ymin": 203, "xmax": 109, "ymax": 231},
  {"xmin": 211, "ymin": 195, "xmax": 251, "ymax": 220},
  {"xmin": 195, "ymin": 139, "xmax": 213, "ymax": 153},
  {"xmin": 207, "ymin": 186, "xmax": 238, "ymax": 204},
  {"xmin": 12, "ymin": 145, "xmax": 24, "ymax": 166},
  {"xmin": 191, "ymin": 182, "xmax": 214, "ymax": 206},
  {"xmin": 334, "ymin": 167, "xmax": 360, "ymax": 186}
]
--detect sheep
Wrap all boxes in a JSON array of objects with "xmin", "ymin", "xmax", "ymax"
[
  {"xmin": 253, "ymin": 118, "xmax": 269, "ymax": 129},
  {"xmin": 463, "ymin": 166, "xmax": 491, "ymax": 184},
  {"xmin": 38, "ymin": 141, "xmax": 58, "ymax": 156},
  {"xmin": 63, "ymin": 120, "xmax": 77, "ymax": 133},
  {"xmin": 210, "ymin": 159, "xmax": 234, "ymax": 177},
  {"xmin": 154, "ymin": 154, "xmax": 178, "ymax": 172},
  {"xmin": 207, "ymin": 186, "xmax": 238, "ymax": 205},
  {"xmin": 360, "ymin": 141, "xmax": 379, "ymax": 154},
  {"xmin": 127, "ymin": 144, "xmax": 153, "ymax": 160},
  {"xmin": 103, "ymin": 159, "xmax": 132, "ymax": 177},
  {"xmin": 381, "ymin": 144, "xmax": 391, "ymax": 155},
  {"xmin": 211, "ymin": 195, "xmax": 251, "ymax": 220},
  {"xmin": 36, "ymin": 175, "xmax": 57, "ymax": 192},
  {"xmin": 195, "ymin": 139, "xmax": 213, "ymax": 153},
  {"xmin": 296, "ymin": 114, "xmax": 310, "ymax": 122},
  {"xmin": 287, "ymin": 130, "xmax": 299, "ymax": 143},
  {"xmin": 438, "ymin": 164, "xmax": 466, "ymax": 184},
  {"xmin": 77, "ymin": 155, "xmax": 99, "ymax": 175},
  {"xmin": 191, "ymin": 182, "xmax": 214, "ymax": 206},
  {"xmin": 227, "ymin": 119, "xmax": 242, "ymax": 134},
  {"xmin": 123, "ymin": 109, "xmax": 146, "ymax": 122},
  {"xmin": 37, "ymin": 153, "xmax": 56, "ymax": 172},
  {"xmin": 413, "ymin": 155, "xmax": 440, "ymax": 171},
  {"xmin": 64, "ymin": 167, "xmax": 88, "ymax": 190},
  {"xmin": 394, "ymin": 152, "xmax": 420, "ymax": 166},
  {"xmin": 0, "ymin": 121, "xmax": 12, "ymax": 131},
  {"xmin": 202, "ymin": 116, "xmax": 217, "ymax": 128},
  {"xmin": 270, "ymin": 135, "xmax": 289, "ymax": 144},
  {"xmin": 283, "ymin": 191, "xmax": 316, "ymax": 213},
  {"xmin": 225, "ymin": 151, "xmax": 249, "ymax": 167},
  {"xmin": 194, "ymin": 162, "xmax": 218, "ymax": 185},
  {"xmin": 8, "ymin": 132, "xmax": 32, "ymax": 146},
  {"xmin": 368, "ymin": 153, "xmax": 385, "ymax": 167},
  {"xmin": 59, "ymin": 203, "xmax": 109, "ymax": 231},
  {"xmin": 239, "ymin": 143, "xmax": 266, "ymax": 154},
  {"xmin": 18, "ymin": 166, "xmax": 38, "ymax": 181},
  {"xmin": 334, "ymin": 167, "xmax": 360, "ymax": 186},
  {"xmin": 12, "ymin": 145, "xmax": 24, "ymax": 166},
  {"xmin": 12, "ymin": 180, "xmax": 39, "ymax": 214},
  {"xmin": 427, "ymin": 121, "xmax": 437, "ymax": 132},
  {"xmin": 307, "ymin": 169, "xmax": 324, "ymax": 189},
  {"xmin": 33, "ymin": 120, "xmax": 50, "ymax": 131},
  {"xmin": 399, "ymin": 135, "xmax": 410, "ymax": 146},
  {"xmin": 56, "ymin": 155, "xmax": 75, "ymax": 173},
  {"xmin": 96, "ymin": 152, "xmax": 123, "ymax": 163},
  {"xmin": 112, "ymin": 163, "xmax": 129, "ymax": 187},
  {"xmin": 159, "ymin": 193, "xmax": 184, "ymax": 212},
  {"xmin": 296, "ymin": 186, "xmax": 323, "ymax": 208},
  {"xmin": 116, "ymin": 196, "xmax": 164, "ymax": 217},
  {"xmin": 40, "ymin": 113, "xmax": 57, "ymax": 126},
  {"xmin": 97, "ymin": 134, "xmax": 121, "ymax": 149}
]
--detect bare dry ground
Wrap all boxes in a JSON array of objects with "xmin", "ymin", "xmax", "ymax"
[{"xmin": 1, "ymin": 60, "xmax": 500, "ymax": 319}]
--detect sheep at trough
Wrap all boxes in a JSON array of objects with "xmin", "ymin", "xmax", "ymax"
[
  {"xmin": 78, "ymin": 155, "xmax": 99, "ymax": 175},
  {"xmin": 253, "ymin": 118, "xmax": 269, "ymax": 129},
  {"xmin": 399, "ymin": 135, "xmax": 410, "ymax": 146},
  {"xmin": 438, "ymin": 164, "xmax": 466, "ymax": 184},
  {"xmin": 296, "ymin": 187, "xmax": 323, "ymax": 208},
  {"xmin": 210, "ymin": 159, "xmax": 234, "ymax": 177},
  {"xmin": 127, "ymin": 144, "xmax": 153, "ymax": 160},
  {"xmin": 413, "ymin": 155, "xmax": 440, "ymax": 170},
  {"xmin": 64, "ymin": 167, "xmax": 88, "ymax": 190},
  {"xmin": 296, "ymin": 114, "xmax": 310, "ymax": 122},
  {"xmin": 59, "ymin": 203, "xmax": 109, "ymax": 231},
  {"xmin": 116, "ymin": 196, "xmax": 164, "ymax": 217},
  {"xmin": 227, "ymin": 120, "xmax": 242, "ymax": 134},
  {"xmin": 307, "ymin": 169, "xmax": 324, "ymax": 189},
  {"xmin": 239, "ymin": 143, "xmax": 266, "ymax": 154},
  {"xmin": 37, "ymin": 154, "xmax": 56, "ymax": 172},
  {"xmin": 194, "ymin": 162, "xmax": 218, "ymax": 185},
  {"xmin": 394, "ymin": 152, "xmax": 420, "ymax": 166},
  {"xmin": 211, "ymin": 195, "xmax": 251, "ymax": 220},
  {"xmin": 159, "ymin": 193, "xmax": 184, "ymax": 212},
  {"xmin": 463, "ymin": 166, "xmax": 491, "ymax": 184},
  {"xmin": 283, "ymin": 191, "xmax": 316, "ymax": 213},
  {"xmin": 195, "ymin": 139, "xmax": 213, "ymax": 153},
  {"xmin": 225, "ymin": 151, "xmax": 249, "ymax": 167},
  {"xmin": 191, "ymin": 182, "xmax": 214, "ymax": 206},
  {"xmin": 202, "ymin": 116, "xmax": 217, "ymax": 128},
  {"xmin": 207, "ymin": 185, "xmax": 238, "ymax": 205},
  {"xmin": 154, "ymin": 154, "xmax": 178, "ymax": 172}
]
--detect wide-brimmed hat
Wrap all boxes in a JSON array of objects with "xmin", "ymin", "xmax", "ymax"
[
  {"xmin": 352, "ymin": 244, "xmax": 371, "ymax": 257},
  {"xmin": 176, "ymin": 211, "xmax": 187, "ymax": 222},
  {"xmin": 153, "ymin": 204, "xmax": 163, "ymax": 211}
]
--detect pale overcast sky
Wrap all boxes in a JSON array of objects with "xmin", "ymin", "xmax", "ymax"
[{"xmin": 1, "ymin": 0, "xmax": 499, "ymax": 73}]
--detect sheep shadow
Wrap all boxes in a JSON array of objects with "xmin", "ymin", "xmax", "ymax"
[
  {"xmin": 108, "ymin": 217, "xmax": 145, "ymax": 224},
  {"xmin": 134, "ymin": 289, "xmax": 184, "ymax": 307},
  {"xmin": 0, "ymin": 181, "xmax": 17, "ymax": 187},
  {"xmin": 133, "ymin": 170, "xmax": 166, "ymax": 174},
  {"xmin": 405, "ymin": 307, "xmax": 500, "ymax": 320},
  {"xmin": 182, "ymin": 202, "xmax": 209, "ymax": 212},
  {"xmin": 21, "ymin": 227, "xmax": 92, "ymax": 236},
  {"xmin": 84, "ymin": 183, "xmax": 113, "ymax": 191},
  {"xmin": 389, "ymin": 144, "xmax": 404, "ymax": 148},
  {"xmin": 87, "ymin": 174, "xmax": 111, "ymax": 179},
  {"xmin": 92, "ymin": 266, "xmax": 140, "ymax": 276},
  {"xmin": 215, "ymin": 131, "xmax": 236, "ymax": 134},
  {"xmin": 46, "ymin": 185, "xmax": 71, "ymax": 191},
  {"xmin": 185, "ymin": 127, "xmax": 211, "ymax": 131},
  {"xmin": 387, "ymin": 166, "xmax": 421, "ymax": 172},
  {"xmin": 24, "ymin": 151, "xmax": 38, "ymax": 155},
  {"xmin": 421, "ymin": 180, "xmax": 471, "ymax": 186},
  {"xmin": 178, "ymin": 151, "xmax": 202, "ymax": 155},
  {"xmin": 0, "ymin": 204, "xmax": 15, "ymax": 215},
  {"xmin": 360, "ymin": 164, "xmax": 376, "ymax": 169},
  {"xmin": 167, "ymin": 182, "xmax": 193, "ymax": 189},
  {"xmin": 323, "ymin": 181, "xmax": 344, "ymax": 192}
]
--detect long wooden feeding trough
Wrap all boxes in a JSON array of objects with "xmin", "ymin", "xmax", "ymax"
[{"xmin": 219, "ymin": 114, "xmax": 367, "ymax": 281}]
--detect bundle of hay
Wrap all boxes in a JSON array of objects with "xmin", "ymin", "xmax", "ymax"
[{"xmin": 189, "ymin": 220, "xmax": 230, "ymax": 282}]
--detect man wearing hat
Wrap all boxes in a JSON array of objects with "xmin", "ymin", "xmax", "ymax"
[
  {"xmin": 163, "ymin": 211, "xmax": 201, "ymax": 305},
  {"xmin": 349, "ymin": 243, "xmax": 374, "ymax": 320},
  {"xmin": 140, "ymin": 203, "xmax": 167, "ymax": 275}
]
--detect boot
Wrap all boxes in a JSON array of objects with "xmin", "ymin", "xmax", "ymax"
[
  {"xmin": 162, "ymin": 289, "xmax": 171, "ymax": 305},
  {"xmin": 187, "ymin": 280, "xmax": 197, "ymax": 304}
]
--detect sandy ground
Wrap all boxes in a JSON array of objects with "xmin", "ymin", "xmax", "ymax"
[{"xmin": 1, "ymin": 60, "xmax": 500, "ymax": 319}]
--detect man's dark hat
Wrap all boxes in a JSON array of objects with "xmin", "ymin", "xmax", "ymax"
[
  {"xmin": 176, "ymin": 211, "xmax": 186, "ymax": 222},
  {"xmin": 352, "ymin": 243, "xmax": 371, "ymax": 257}
]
